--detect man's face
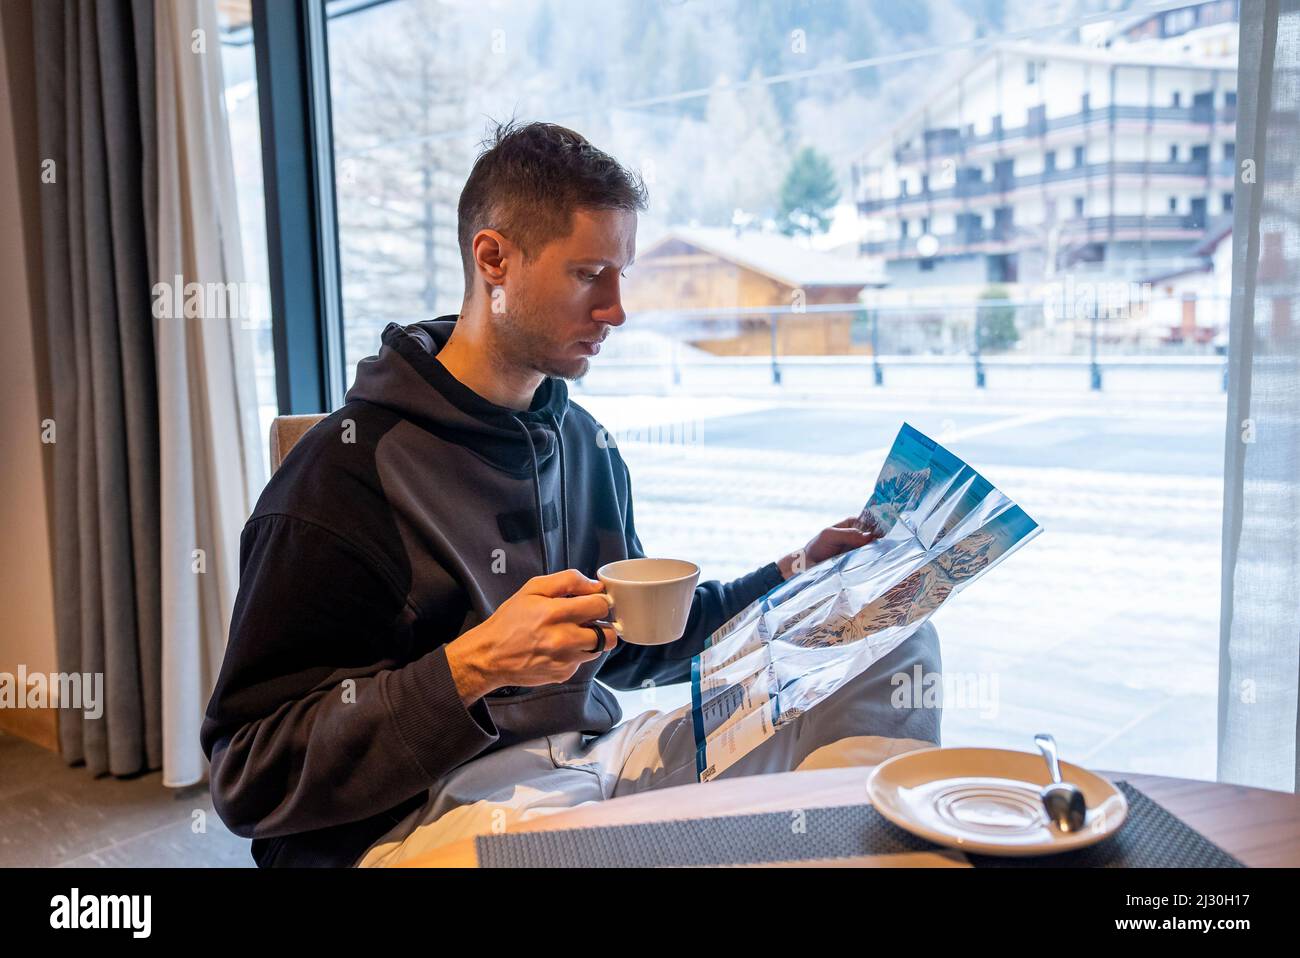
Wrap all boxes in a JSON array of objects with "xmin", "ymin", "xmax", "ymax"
[{"xmin": 493, "ymin": 208, "xmax": 637, "ymax": 381}]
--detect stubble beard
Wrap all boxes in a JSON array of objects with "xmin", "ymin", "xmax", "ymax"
[{"xmin": 495, "ymin": 290, "xmax": 589, "ymax": 382}]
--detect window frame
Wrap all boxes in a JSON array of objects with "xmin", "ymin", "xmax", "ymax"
[{"xmin": 252, "ymin": 0, "xmax": 348, "ymax": 414}]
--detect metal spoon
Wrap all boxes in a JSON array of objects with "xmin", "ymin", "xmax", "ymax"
[{"xmin": 1034, "ymin": 733, "xmax": 1087, "ymax": 833}]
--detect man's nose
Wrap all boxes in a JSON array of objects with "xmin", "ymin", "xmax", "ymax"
[{"xmin": 594, "ymin": 287, "xmax": 627, "ymax": 327}]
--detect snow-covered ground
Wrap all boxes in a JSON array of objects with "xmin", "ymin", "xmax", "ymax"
[{"xmin": 582, "ymin": 385, "xmax": 1226, "ymax": 783}]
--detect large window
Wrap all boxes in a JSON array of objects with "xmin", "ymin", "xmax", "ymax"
[{"xmin": 263, "ymin": 0, "xmax": 1243, "ymax": 780}]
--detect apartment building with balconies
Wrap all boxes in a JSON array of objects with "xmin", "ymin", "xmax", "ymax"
[{"xmin": 852, "ymin": 12, "xmax": 1238, "ymax": 295}]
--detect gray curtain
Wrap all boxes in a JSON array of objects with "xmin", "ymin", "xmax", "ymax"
[
  {"xmin": 1219, "ymin": 0, "xmax": 1300, "ymax": 793},
  {"xmin": 31, "ymin": 0, "xmax": 161, "ymax": 777}
]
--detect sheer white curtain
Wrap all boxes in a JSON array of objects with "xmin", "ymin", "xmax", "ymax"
[
  {"xmin": 154, "ymin": 0, "xmax": 265, "ymax": 787},
  {"xmin": 1219, "ymin": 0, "xmax": 1300, "ymax": 793}
]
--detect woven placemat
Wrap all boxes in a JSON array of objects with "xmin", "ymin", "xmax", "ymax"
[
  {"xmin": 473, "ymin": 780, "xmax": 1245, "ymax": 868},
  {"xmin": 966, "ymin": 781, "xmax": 1243, "ymax": 868}
]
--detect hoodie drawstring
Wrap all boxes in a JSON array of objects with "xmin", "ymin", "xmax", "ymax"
[
  {"xmin": 514, "ymin": 417, "xmax": 549, "ymax": 574},
  {"xmin": 546, "ymin": 411, "xmax": 571, "ymax": 571},
  {"xmin": 512, "ymin": 414, "xmax": 570, "ymax": 574}
]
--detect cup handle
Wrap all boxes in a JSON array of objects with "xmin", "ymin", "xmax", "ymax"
[
  {"xmin": 600, "ymin": 592, "xmax": 621, "ymax": 634},
  {"xmin": 589, "ymin": 616, "xmax": 624, "ymax": 636}
]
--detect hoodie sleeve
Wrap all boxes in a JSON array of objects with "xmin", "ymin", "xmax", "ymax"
[
  {"xmin": 596, "ymin": 458, "xmax": 786, "ymax": 691},
  {"xmin": 200, "ymin": 513, "xmax": 500, "ymax": 841}
]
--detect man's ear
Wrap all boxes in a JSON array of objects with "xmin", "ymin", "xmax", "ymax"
[{"xmin": 472, "ymin": 229, "xmax": 510, "ymax": 293}]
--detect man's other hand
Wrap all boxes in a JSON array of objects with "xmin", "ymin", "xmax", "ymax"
[{"xmin": 776, "ymin": 514, "xmax": 882, "ymax": 581}]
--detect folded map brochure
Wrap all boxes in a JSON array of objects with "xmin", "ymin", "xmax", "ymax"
[{"xmin": 689, "ymin": 422, "xmax": 1042, "ymax": 783}]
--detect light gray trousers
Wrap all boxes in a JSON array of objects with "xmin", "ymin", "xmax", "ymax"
[{"xmin": 355, "ymin": 621, "xmax": 942, "ymax": 866}]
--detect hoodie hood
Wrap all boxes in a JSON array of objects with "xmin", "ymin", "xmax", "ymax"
[
  {"xmin": 346, "ymin": 316, "xmax": 570, "ymax": 476},
  {"xmin": 345, "ymin": 315, "xmax": 576, "ymax": 572}
]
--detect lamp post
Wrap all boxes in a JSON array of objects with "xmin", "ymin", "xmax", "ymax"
[
  {"xmin": 869, "ymin": 307, "xmax": 883, "ymax": 386},
  {"xmin": 1089, "ymin": 301, "xmax": 1103, "ymax": 391},
  {"xmin": 770, "ymin": 313, "xmax": 781, "ymax": 385}
]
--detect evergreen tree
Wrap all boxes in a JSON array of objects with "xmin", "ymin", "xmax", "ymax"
[{"xmin": 778, "ymin": 147, "xmax": 841, "ymax": 237}]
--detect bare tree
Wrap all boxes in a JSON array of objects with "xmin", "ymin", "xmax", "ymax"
[{"xmin": 329, "ymin": 0, "xmax": 511, "ymax": 344}]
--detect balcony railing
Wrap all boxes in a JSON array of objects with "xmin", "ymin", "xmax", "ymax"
[
  {"xmin": 860, "ymin": 213, "xmax": 1206, "ymax": 258},
  {"xmin": 1057, "ymin": 213, "xmax": 1207, "ymax": 232},
  {"xmin": 860, "ymin": 158, "xmax": 1228, "ymax": 213},
  {"xmin": 892, "ymin": 104, "xmax": 1237, "ymax": 163}
]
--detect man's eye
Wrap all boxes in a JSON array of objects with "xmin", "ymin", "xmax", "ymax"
[{"xmin": 580, "ymin": 271, "xmax": 598, "ymax": 282}]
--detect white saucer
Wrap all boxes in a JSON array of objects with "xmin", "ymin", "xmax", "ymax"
[{"xmin": 866, "ymin": 746, "xmax": 1128, "ymax": 856}]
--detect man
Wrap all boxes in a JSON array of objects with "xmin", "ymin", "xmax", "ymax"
[{"xmin": 201, "ymin": 120, "xmax": 941, "ymax": 868}]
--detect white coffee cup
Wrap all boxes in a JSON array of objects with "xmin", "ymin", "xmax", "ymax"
[{"xmin": 596, "ymin": 558, "xmax": 700, "ymax": 646}]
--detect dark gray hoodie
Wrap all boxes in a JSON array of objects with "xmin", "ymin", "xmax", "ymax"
[{"xmin": 200, "ymin": 316, "xmax": 785, "ymax": 867}]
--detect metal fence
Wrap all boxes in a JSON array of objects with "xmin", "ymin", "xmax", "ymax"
[{"xmin": 597, "ymin": 294, "xmax": 1231, "ymax": 394}]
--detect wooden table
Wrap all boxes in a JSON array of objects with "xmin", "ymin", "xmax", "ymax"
[{"xmin": 396, "ymin": 765, "xmax": 1300, "ymax": 868}]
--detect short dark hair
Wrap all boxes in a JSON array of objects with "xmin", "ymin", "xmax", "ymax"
[{"xmin": 457, "ymin": 119, "xmax": 649, "ymax": 293}]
